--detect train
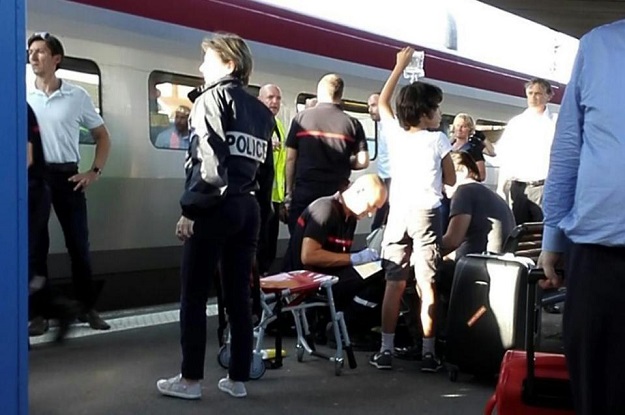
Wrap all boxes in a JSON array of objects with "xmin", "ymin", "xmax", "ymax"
[{"xmin": 27, "ymin": 0, "xmax": 564, "ymax": 311}]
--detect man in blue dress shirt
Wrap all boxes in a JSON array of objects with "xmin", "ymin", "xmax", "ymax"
[{"xmin": 539, "ymin": 19, "xmax": 625, "ymax": 415}]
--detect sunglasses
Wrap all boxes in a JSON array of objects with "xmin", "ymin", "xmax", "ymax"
[{"xmin": 30, "ymin": 32, "xmax": 50, "ymax": 40}]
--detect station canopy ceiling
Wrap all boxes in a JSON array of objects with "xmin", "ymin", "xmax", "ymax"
[{"xmin": 480, "ymin": 0, "xmax": 625, "ymax": 38}]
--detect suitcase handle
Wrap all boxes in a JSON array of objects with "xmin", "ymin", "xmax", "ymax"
[
  {"xmin": 524, "ymin": 268, "xmax": 572, "ymax": 409},
  {"xmin": 525, "ymin": 269, "xmax": 546, "ymax": 389}
]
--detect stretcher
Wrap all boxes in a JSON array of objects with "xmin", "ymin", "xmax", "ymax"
[{"xmin": 217, "ymin": 270, "xmax": 357, "ymax": 378}]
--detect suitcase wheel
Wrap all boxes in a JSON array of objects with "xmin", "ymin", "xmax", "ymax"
[
  {"xmin": 217, "ymin": 344, "xmax": 230, "ymax": 369},
  {"xmin": 249, "ymin": 352, "xmax": 266, "ymax": 380}
]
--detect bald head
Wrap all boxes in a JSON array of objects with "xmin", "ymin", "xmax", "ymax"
[
  {"xmin": 258, "ymin": 84, "xmax": 282, "ymax": 116},
  {"xmin": 316, "ymin": 74, "xmax": 344, "ymax": 104},
  {"xmin": 342, "ymin": 174, "xmax": 388, "ymax": 219},
  {"xmin": 174, "ymin": 105, "xmax": 191, "ymax": 133}
]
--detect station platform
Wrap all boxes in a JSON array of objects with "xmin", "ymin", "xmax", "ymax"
[{"xmin": 29, "ymin": 303, "xmax": 563, "ymax": 415}]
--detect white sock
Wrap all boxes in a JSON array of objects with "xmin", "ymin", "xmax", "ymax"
[
  {"xmin": 423, "ymin": 337, "xmax": 436, "ymax": 356},
  {"xmin": 381, "ymin": 332, "xmax": 395, "ymax": 352}
]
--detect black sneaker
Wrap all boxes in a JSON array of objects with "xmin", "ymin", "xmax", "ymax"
[
  {"xmin": 421, "ymin": 352, "xmax": 443, "ymax": 373},
  {"xmin": 369, "ymin": 350, "xmax": 393, "ymax": 370}
]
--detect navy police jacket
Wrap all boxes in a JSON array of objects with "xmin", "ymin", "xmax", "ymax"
[{"xmin": 180, "ymin": 76, "xmax": 275, "ymax": 220}]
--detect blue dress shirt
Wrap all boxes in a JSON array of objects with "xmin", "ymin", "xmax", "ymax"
[{"xmin": 543, "ymin": 19, "xmax": 625, "ymax": 252}]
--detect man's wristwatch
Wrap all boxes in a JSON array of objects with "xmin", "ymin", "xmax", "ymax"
[{"xmin": 92, "ymin": 167, "xmax": 102, "ymax": 176}]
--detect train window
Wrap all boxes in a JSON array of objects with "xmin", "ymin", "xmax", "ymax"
[
  {"xmin": 26, "ymin": 56, "xmax": 102, "ymax": 145},
  {"xmin": 148, "ymin": 71, "xmax": 201, "ymax": 150},
  {"xmin": 295, "ymin": 93, "xmax": 377, "ymax": 160},
  {"xmin": 438, "ymin": 114, "xmax": 455, "ymax": 137},
  {"xmin": 148, "ymin": 71, "xmax": 260, "ymax": 150},
  {"xmin": 476, "ymin": 119, "xmax": 507, "ymax": 145}
]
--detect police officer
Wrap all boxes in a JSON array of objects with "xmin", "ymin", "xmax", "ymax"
[{"xmin": 157, "ymin": 34, "xmax": 275, "ymax": 400}]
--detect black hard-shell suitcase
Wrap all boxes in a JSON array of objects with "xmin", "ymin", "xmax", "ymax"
[{"xmin": 444, "ymin": 253, "xmax": 538, "ymax": 380}]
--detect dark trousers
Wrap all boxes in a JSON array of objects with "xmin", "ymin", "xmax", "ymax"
[
  {"xmin": 439, "ymin": 195, "xmax": 451, "ymax": 235},
  {"xmin": 333, "ymin": 266, "xmax": 367, "ymax": 311},
  {"xmin": 29, "ymin": 181, "xmax": 52, "ymax": 317},
  {"xmin": 180, "ymin": 195, "xmax": 259, "ymax": 381},
  {"xmin": 508, "ymin": 180, "xmax": 544, "ymax": 224},
  {"xmin": 564, "ymin": 243, "xmax": 625, "ymax": 415},
  {"xmin": 44, "ymin": 169, "xmax": 97, "ymax": 310},
  {"xmin": 257, "ymin": 202, "xmax": 280, "ymax": 275},
  {"xmin": 371, "ymin": 178, "xmax": 391, "ymax": 232}
]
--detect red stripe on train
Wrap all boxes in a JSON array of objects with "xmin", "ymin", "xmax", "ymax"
[{"xmin": 68, "ymin": 0, "xmax": 565, "ymax": 103}]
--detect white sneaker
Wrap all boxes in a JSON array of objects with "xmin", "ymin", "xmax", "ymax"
[
  {"xmin": 218, "ymin": 377, "xmax": 247, "ymax": 398},
  {"xmin": 156, "ymin": 374, "xmax": 201, "ymax": 400}
]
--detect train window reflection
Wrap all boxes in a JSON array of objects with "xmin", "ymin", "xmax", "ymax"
[
  {"xmin": 148, "ymin": 71, "xmax": 201, "ymax": 150},
  {"xmin": 26, "ymin": 56, "xmax": 102, "ymax": 145},
  {"xmin": 476, "ymin": 119, "xmax": 507, "ymax": 145},
  {"xmin": 438, "ymin": 114, "xmax": 455, "ymax": 137},
  {"xmin": 295, "ymin": 93, "xmax": 377, "ymax": 160},
  {"xmin": 148, "ymin": 71, "xmax": 260, "ymax": 150}
]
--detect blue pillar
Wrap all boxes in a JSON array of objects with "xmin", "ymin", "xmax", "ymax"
[{"xmin": 0, "ymin": 0, "xmax": 28, "ymax": 414}]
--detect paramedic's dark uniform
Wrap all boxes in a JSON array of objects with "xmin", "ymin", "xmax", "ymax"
[
  {"xmin": 285, "ymin": 103, "xmax": 368, "ymax": 233},
  {"xmin": 283, "ymin": 193, "xmax": 363, "ymax": 310}
]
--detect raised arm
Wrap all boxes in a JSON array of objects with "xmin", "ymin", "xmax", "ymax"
[{"xmin": 379, "ymin": 46, "xmax": 415, "ymax": 121}]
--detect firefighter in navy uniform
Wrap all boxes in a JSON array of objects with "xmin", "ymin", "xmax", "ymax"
[{"xmin": 157, "ymin": 34, "xmax": 275, "ymax": 400}]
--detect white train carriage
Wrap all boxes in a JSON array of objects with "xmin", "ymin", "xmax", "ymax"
[{"xmin": 27, "ymin": 0, "xmax": 563, "ymax": 309}]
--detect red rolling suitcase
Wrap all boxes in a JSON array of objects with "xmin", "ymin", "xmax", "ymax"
[{"xmin": 484, "ymin": 269, "xmax": 573, "ymax": 415}]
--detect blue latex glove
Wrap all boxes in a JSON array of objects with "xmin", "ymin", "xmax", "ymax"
[{"xmin": 350, "ymin": 248, "xmax": 380, "ymax": 265}]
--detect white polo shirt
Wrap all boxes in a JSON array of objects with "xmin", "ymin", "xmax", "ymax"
[{"xmin": 27, "ymin": 80, "xmax": 104, "ymax": 164}]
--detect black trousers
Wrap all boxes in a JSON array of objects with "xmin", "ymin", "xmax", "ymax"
[
  {"xmin": 43, "ymin": 168, "xmax": 97, "ymax": 310},
  {"xmin": 180, "ymin": 194, "xmax": 259, "ymax": 381},
  {"xmin": 508, "ymin": 180, "xmax": 544, "ymax": 224},
  {"xmin": 564, "ymin": 243, "xmax": 625, "ymax": 415},
  {"xmin": 29, "ymin": 180, "xmax": 52, "ymax": 318},
  {"xmin": 256, "ymin": 202, "xmax": 281, "ymax": 275}
]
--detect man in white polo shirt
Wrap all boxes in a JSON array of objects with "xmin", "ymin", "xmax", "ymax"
[{"xmin": 27, "ymin": 32, "xmax": 112, "ymax": 332}]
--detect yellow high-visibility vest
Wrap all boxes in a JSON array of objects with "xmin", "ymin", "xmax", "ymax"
[{"xmin": 272, "ymin": 118, "xmax": 287, "ymax": 203}]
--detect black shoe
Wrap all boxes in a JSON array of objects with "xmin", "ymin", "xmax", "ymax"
[
  {"xmin": 51, "ymin": 299, "xmax": 80, "ymax": 343},
  {"xmin": 79, "ymin": 309, "xmax": 111, "ymax": 330},
  {"xmin": 421, "ymin": 352, "xmax": 443, "ymax": 373},
  {"xmin": 369, "ymin": 350, "xmax": 393, "ymax": 370},
  {"xmin": 28, "ymin": 316, "xmax": 49, "ymax": 336}
]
